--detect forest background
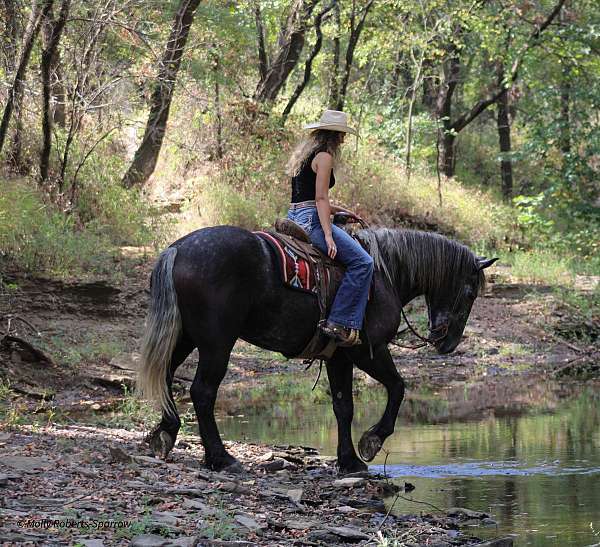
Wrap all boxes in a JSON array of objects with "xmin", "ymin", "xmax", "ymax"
[{"xmin": 1, "ymin": 0, "xmax": 599, "ymax": 294}]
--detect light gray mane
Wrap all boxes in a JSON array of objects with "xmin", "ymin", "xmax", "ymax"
[{"xmin": 357, "ymin": 228, "xmax": 485, "ymax": 294}]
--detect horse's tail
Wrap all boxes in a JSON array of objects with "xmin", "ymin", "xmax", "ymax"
[{"xmin": 138, "ymin": 246, "xmax": 181, "ymax": 415}]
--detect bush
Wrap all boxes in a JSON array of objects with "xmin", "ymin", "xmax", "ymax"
[{"xmin": 0, "ymin": 179, "xmax": 116, "ymax": 275}]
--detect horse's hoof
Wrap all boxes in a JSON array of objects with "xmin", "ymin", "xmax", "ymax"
[
  {"xmin": 358, "ymin": 431, "xmax": 382, "ymax": 462},
  {"xmin": 207, "ymin": 455, "xmax": 244, "ymax": 474},
  {"xmin": 148, "ymin": 430, "xmax": 175, "ymax": 460}
]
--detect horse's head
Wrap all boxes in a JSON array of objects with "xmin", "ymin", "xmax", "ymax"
[{"xmin": 426, "ymin": 257, "xmax": 497, "ymax": 354}]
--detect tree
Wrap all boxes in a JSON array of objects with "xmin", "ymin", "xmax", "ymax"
[
  {"xmin": 434, "ymin": 0, "xmax": 567, "ymax": 178},
  {"xmin": 122, "ymin": 0, "xmax": 203, "ymax": 188},
  {"xmin": 331, "ymin": 0, "xmax": 375, "ymax": 110},
  {"xmin": 0, "ymin": 0, "xmax": 53, "ymax": 161},
  {"xmin": 281, "ymin": 1, "xmax": 335, "ymax": 123},
  {"xmin": 253, "ymin": 0, "xmax": 320, "ymax": 104},
  {"xmin": 40, "ymin": 0, "xmax": 71, "ymax": 185}
]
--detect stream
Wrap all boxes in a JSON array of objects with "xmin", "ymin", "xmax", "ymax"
[{"xmin": 211, "ymin": 372, "xmax": 600, "ymax": 546}]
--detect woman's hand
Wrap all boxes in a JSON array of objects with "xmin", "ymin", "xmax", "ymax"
[{"xmin": 325, "ymin": 233, "xmax": 337, "ymax": 259}]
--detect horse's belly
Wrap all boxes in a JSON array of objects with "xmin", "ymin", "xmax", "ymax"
[{"xmin": 240, "ymin": 287, "xmax": 320, "ymax": 354}]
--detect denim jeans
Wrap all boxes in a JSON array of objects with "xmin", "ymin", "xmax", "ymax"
[{"xmin": 287, "ymin": 206, "xmax": 374, "ymax": 329}]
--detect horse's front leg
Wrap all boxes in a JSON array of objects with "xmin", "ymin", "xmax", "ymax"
[
  {"xmin": 326, "ymin": 350, "xmax": 368, "ymax": 474},
  {"xmin": 351, "ymin": 344, "xmax": 405, "ymax": 462}
]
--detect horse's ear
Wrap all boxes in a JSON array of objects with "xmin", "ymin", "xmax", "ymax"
[{"xmin": 478, "ymin": 257, "xmax": 498, "ymax": 270}]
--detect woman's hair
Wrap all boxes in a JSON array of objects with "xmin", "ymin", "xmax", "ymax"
[{"xmin": 286, "ymin": 129, "xmax": 343, "ymax": 177}]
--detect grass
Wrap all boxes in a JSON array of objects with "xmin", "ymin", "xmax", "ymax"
[{"xmin": 499, "ymin": 249, "xmax": 575, "ymax": 286}]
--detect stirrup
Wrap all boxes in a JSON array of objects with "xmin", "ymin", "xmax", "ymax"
[{"xmin": 320, "ymin": 321, "xmax": 361, "ymax": 347}]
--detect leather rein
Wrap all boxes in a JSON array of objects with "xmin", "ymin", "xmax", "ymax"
[{"xmin": 392, "ymin": 285, "xmax": 465, "ymax": 350}]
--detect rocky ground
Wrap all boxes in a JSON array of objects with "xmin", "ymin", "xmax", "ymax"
[
  {"xmin": 0, "ymin": 258, "xmax": 597, "ymax": 546},
  {"xmin": 0, "ymin": 425, "xmax": 512, "ymax": 546}
]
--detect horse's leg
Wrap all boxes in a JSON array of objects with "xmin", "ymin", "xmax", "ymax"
[
  {"xmin": 352, "ymin": 344, "xmax": 405, "ymax": 462},
  {"xmin": 326, "ymin": 350, "xmax": 368, "ymax": 474},
  {"xmin": 146, "ymin": 336, "xmax": 194, "ymax": 459},
  {"xmin": 190, "ymin": 343, "xmax": 239, "ymax": 472}
]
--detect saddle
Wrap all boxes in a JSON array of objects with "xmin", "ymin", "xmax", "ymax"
[{"xmin": 254, "ymin": 218, "xmax": 346, "ymax": 361}]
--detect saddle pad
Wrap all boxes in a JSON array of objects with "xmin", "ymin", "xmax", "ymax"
[{"xmin": 255, "ymin": 231, "xmax": 329, "ymax": 294}]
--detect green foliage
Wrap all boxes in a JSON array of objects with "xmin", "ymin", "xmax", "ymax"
[
  {"xmin": 501, "ymin": 249, "xmax": 574, "ymax": 286},
  {"xmin": 0, "ymin": 179, "xmax": 115, "ymax": 275}
]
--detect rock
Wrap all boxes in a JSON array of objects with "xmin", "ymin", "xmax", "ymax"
[
  {"xmin": 482, "ymin": 517, "xmax": 498, "ymax": 526},
  {"xmin": 109, "ymin": 447, "xmax": 132, "ymax": 464},
  {"xmin": 151, "ymin": 511, "xmax": 179, "ymax": 527},
  {"xmin": 325, "ymin": 525, "xmax": 371, "ymax": 541},
  {"xmin": 218, "ymin": 482, "xmax": 251, "ymax": 495},
  {"xmin": 78, "ymin": 540, "xmax": 105, "ymax": 547},
  {"xmin": 336, "ymin": 505, "xmax": 356, "ymax": 514},
  {"xmin": 258, "ymin": 458, "xmax": 286, "ymax": 472},
  {"xmin": 182, "ymin": 499, "xmax": 216, "ymax": 516},
  {"xmin": 476, "ymin": 538, "xmax": 514, "ymax": 547},
  {"xmin": 287, "ymin": 488, "xmax": 303, "ymax": 503},
  {"xmin": 166, "ymin": 486, "xmax": 210, "ymax": 497},
  {"xmin": 133, "ymin": 455, "xmax": 165, "ymax": 465},
  {"xmin": 286, "ymin": 520, "xmax": 317, "ymax": 530},
  {"xmin": 0, "ymin": 474, "xmax": 9, "ymax": 486},
  {"xmin": 333, "ymin": 477, "xmax": 366, "ymax": 488},
  {"xmin": 234, "ymin": 514, "xmax": 262, "ymax": 531},
  {"xmin": 166, "ymin": 537, "xmax": 198, "ymax": 546},
  {"xmin": 257, "ymin": 451, "xmax": 273, "ymax": 462},
  {"xmin": 2, "ymin": 456, "xmax": 51, "ymax": 473},
  {"xmin": 130, "ymin": 534, "xmax": 169, "ymax": 547},
  {"xmin": 447, "ymin": 507, "xmax": 490, "ymax": 519}
]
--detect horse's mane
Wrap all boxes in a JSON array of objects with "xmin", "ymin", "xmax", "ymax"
[{"xmin": 357, "ymin": 228, "xmax": 486, "ymax": 294}]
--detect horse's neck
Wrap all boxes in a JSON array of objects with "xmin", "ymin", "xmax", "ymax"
[{"xmin": 386, "ymin": 263, "xmax": 425, "ymax": 307}]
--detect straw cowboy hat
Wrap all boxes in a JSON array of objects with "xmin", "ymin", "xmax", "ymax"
[{"xmin": 303, "ymin": 109, "xmax": 359, "ymax": 136}]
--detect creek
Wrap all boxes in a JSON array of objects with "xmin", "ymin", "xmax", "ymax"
[{"xmin": 214, "ymin": 372, "xmax": 600, "ymax": 546}]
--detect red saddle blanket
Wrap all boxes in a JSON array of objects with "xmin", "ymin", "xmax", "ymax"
[{"xmin": 255, "ymin": 230, "xmax": 333, "ymax": 294}]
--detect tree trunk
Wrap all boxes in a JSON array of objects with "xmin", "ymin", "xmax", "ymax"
[
  {"xmin": 496, "ymin": 81, "xmax": 513, "ymax": 201},
  {"xmin": 213, "ymin": 50, "xmax": 223, "ymax": 159},
  {"xmin": 436, "ymin": 47, "xmax": 460, "ymax": 178},
  {"xmin": 40, "ymin": 0, "xmax": 70, "ymax": 186},
  {"xmin": 328, "ymin": 0, "xmax": 341, "ymax": 108},
  {"xmin": 254, "ymin": 0, "xmax": 269, "ymax": 82},
  {"xmin": 281, "ymin": 1, "xmax": 335, "ymax": 124},
  {"xmin": 1, "ymin": 0, "xmax": 20, "ymax": 75},
  {"xmin": 559, "ymin": 67, "xmax": 571, "ymax": 157},
  {"xmin": 254, "ymin": 0, "xmax": 319, "ymax": 104},
  {"xmin": 335, "ymin": 0, "xmax": 375, "ymax": 111},
  {"xmin": 122, "ymin": 0, "xmax": 202, "ymax": 188},
  {"xmin": 0, "ymin": 0, "xmax": 51, "ymax": 159},
  {"xmin": 41, "ymin": 3, "xmax": 67, "ymax": 128},
  {"xmin": 388, "ymin": 47, "xmax": 403, "ymax": 100}
]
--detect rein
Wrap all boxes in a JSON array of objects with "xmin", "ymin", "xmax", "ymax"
[{"xmin": 391, "ymin": 286, "xmax": 465, "ymax": 350}]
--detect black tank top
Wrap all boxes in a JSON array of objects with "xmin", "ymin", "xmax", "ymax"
[{"xmin": 290, "ymin": 149, "xmax": 335, "ymax": 203}]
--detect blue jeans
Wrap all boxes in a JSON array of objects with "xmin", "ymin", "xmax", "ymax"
[{"xmin": 287, "ymin": 206, "xmax": 374, "ymax": 329}]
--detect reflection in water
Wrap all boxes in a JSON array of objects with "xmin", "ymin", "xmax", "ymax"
[{"xmin": 212, "ymin": 374, "xmax": 600, "ymax": 547}]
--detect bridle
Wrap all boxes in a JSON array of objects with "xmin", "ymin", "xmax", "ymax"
[{"xmin": 392, "ymin": 284, "xmax": 466, "ymax": 350}]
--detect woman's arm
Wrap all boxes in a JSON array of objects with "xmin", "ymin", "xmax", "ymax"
[{"xmin": 313, "ymin": 152, "xmax": 337, "ymax": 259}]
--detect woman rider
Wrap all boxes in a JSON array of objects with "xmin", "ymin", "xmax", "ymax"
[{"xmin": 286, "ymin": 110, "xmax": 374, "ymax": 347}]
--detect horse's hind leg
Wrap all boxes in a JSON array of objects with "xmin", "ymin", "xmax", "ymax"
[
  {"xmin": 326, "ymin": 350, "xmax": 368, "ymax": 474},
  {"xmin": 351, "ymin": 344, "xmax": 405, "ymax": 462},
  {"xmin": 190, "ymin": 343, "xmax": 239, "ymax": 472},
  {"xmin": 146, "ymin": 336, "xmax": 194, "ymax": 459}
]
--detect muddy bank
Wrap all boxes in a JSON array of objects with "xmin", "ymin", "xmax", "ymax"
[{"xmin": 0, "ymin": 425, "xmax": 514, "ymax": 546}]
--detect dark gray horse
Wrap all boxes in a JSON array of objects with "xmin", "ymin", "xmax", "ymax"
[{"xmin": 138, "ymin": 225, "xmax": 496, "ymax": 473}]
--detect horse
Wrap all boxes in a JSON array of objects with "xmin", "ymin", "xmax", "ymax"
[{"xmin": 137, "ymin": 225, "xmax": 497, "ymax": 473}]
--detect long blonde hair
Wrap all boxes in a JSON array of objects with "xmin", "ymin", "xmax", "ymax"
[{"xmin": 286, "ymin": 129, "xmax": 343, "ymax": 177}]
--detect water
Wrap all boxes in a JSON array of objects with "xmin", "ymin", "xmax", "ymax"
[{"xmin": 211, "ymin": 373, "xmax": 600, "ymax": 546}]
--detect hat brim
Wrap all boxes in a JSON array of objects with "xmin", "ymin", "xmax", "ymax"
[{"xmin": 303, "ymin": 122, "xmax": 359, "ymax": 137}]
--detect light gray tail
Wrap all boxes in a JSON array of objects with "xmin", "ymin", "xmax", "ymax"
[{"xmin": 137, "ymin": 247, "xmax": 181, "ymax": 415}]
